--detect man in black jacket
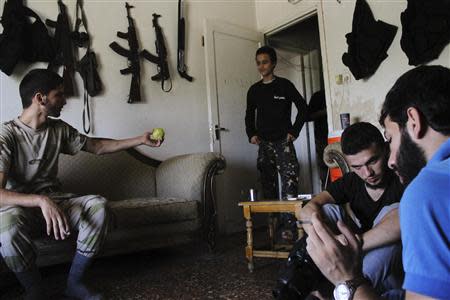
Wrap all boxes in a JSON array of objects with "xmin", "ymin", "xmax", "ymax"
[{"xmin": 245, "ymin": 46, "xmax": 308, "ymax": 202}]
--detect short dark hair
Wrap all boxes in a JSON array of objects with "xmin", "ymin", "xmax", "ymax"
[
  {"xmin": 19, "ymin": 69, "xmax": 63, "ymax": 108},
  {"xmin": 255, "ymin": 46, "xmax": 277, "ymax": 64},
  {"xmin": 341, "ymin": 122, "xmax": 385, "ymax": 155},
  {"xmin": 380, "ymin": 65, "xmax": 450, "ymax": 135}
]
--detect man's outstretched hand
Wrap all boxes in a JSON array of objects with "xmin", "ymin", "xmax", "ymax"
[
  {"xmin": 142, "ymin": 131, "xmax": 163, "ymax": 147},
  {"xmin": 38, "ymin": 196, "xmax": 70, "ymax": 240},
  {"xmin": 306, "ymin": 213, "xmax": 363, "ymax": 285}
]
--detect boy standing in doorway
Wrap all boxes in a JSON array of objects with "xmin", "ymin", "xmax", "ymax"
[{"xmin": 245, "ymin": 46, "xmax": 308, "ymax": 238}]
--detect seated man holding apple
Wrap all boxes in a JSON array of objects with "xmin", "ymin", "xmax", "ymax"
[{"xmin": 0, "ymin": 69, "xmax": 164, "ymax": 300}]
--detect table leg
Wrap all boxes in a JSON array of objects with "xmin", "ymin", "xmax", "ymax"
[{"xmin": 243, "ymin": 206, "xmax": 254, "ymax": 272}]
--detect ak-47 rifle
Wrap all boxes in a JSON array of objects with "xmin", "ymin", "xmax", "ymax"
[
  {"xmin": 46, "ymin": 0, "xmax": 76, "ymax": 97},
  {"xmin": 177, "ymin": 0, "xmax": 193, "ymax": 81},
  {"xmin": 109, "ymin": 2, "xmax": 143, "ymax": 103},
  {"xmin": 141, "ymin": 13, "xmax": 172, "ymax": 92}
]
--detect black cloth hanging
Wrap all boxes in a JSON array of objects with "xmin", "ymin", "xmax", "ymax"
[
  {"xmin": 401, "ymin": 0, "xmax": 450, "ymax": 66},
  {"xmin": 342, "ymin": 0, "xmax": 398, "ymax": 80},
  {"xmin": 0, "ymin": 0, "xmax": 55, "ymax": 75}
]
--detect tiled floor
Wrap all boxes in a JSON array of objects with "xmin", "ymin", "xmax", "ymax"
[{"xmin": 1, "ymin": 230, "xmax": 285, "ymax": 300}]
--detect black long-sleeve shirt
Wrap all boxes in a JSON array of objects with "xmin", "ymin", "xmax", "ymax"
[{"xmin": 245, "ymin": 76, "xmax": 308, "ymax": 142}]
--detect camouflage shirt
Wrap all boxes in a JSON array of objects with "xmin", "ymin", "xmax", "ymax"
[{"xmin": 0, "ymin": 118, "xmax": 87, "ymax": 193}]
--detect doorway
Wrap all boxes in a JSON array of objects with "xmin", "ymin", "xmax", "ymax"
[{"xmin": 265, "ymin": 13, "xmax": 327, "ymax": 194}]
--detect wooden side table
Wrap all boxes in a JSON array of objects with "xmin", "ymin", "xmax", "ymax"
[{"xmin": 238, "ymin": 200, "xmax": 305, "ymax": 272}]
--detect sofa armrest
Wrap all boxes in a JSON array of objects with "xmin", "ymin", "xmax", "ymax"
[
  {"xmin": 156, "ymin": 152, "xmax": 224, "ymax": 200},
  {"xmin": 155, "ymin": 152, "xmax": 225, "ymax": 249}
]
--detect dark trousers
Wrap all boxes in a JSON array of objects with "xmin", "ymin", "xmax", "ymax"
[{"xmin": 257, "ymin": 139, "xmax": 300, "ymax": 200}]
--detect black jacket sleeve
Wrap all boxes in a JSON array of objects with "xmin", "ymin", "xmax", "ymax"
[
  {"xmin": 245, "ymin": 86, "xmax": 257, "ymax": 141},
  {"xmin": 288, "ymin": 82, "xmax": 308, "ymax": 137}
]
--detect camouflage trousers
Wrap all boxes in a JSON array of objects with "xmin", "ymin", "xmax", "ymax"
[
  {"xmin": 0, "ymin": 193, "xmax": 109, "ymax": 272},
  {"xmin": 257, "ymin": 139, "xmax": 299, "ymax": 200}
]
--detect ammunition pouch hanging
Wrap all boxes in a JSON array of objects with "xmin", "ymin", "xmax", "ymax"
[
  {"xmin": 77, "ymin": 50, "xmax": 102, "ymax": 97},
  {"xmin": 71, "ymin": 0, "xmax": 90, "ymax": 48},
  {"xmin": 73, "ymin": 0, "xmax": 102, "ymax": 133}
]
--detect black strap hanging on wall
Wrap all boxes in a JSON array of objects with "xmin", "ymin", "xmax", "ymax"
[
  {"xmin": 400, "ymin": 0, "xmax": 450, "ymax": 66},
  {"xmin": 72, "ymin": 0, "xmax": 103, "ymax": 134},
  {"xmin": 342, "ymin": 0, "xmax": 397, "ymax": 80}
]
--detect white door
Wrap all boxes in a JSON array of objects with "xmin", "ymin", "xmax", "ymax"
[{"xmin": 204, "ymin": 19, "xmax": 263, "ymax": 233}]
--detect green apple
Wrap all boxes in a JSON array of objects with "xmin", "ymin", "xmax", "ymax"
[{"xmin": 151, "ymin": 128, "xmax": 165, "ymax": 141}]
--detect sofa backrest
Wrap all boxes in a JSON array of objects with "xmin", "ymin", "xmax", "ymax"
[{"xmin": 58, "ymin": 151, "xmax": 157, "ymax": 201}]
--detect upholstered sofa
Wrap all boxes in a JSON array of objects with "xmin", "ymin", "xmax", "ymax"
[{"xmin": 0, "ymin": 150, "xmax": 225, "ymax": 274}]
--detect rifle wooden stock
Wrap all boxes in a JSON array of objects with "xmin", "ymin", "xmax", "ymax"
[{"xmin": 128, "ymin": 73, "xmax": 140, "ymax": 103}]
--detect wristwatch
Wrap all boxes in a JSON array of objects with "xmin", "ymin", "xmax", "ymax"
[{"xmin": 333, "ymin": 277, "xmax": 367, "ymax": 300}]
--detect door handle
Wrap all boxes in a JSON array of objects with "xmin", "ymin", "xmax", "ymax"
[{"xmin": 215, "ymin": 125, "xmax": 229, "ymax": 140}]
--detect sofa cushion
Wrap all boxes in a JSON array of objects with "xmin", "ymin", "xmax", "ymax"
[{"xmin": 108, "ymin": 198, "xmax": 199, "ymax": 229}]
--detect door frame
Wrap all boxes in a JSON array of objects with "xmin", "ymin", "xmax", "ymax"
[
  {"xmin": 263, "ymin": 5, "xmax": 330, "ymax": 194},
  {"xmin": 263, "ymin": 4, "xmax": 333, "ymax": 132},
  {"xmin": 203, "ymin": 19, "xmax": 263, "ymax": 153}
]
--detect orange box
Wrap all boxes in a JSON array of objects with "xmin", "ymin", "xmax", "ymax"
[{"xmin": 328, "ymin": 130, "xmax": 344, "ymax": 182}]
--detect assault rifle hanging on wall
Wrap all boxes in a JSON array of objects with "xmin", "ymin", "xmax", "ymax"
[
  {"xmin": 177, "ymin": 0, "xmax": 193, "ymax": 82},
  {"xmin": 109, "ymin": 2, "xmax": 147, "ymax": 103},
  {"xmin": 141, "ymin": 13, "xmax": 172, "ymax": 92}
]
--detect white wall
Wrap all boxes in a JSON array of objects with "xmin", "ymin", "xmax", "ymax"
[
  {"xmin": 256, "ymin": 0, "xmax": 318, "ymax": 34},
  {"xmin": 0, "ymin": 0, "xmax": 257, "ymax": 160},
  {"xmin": 256, "ymin": 0, "xmax": 450, "ymax": 131}
]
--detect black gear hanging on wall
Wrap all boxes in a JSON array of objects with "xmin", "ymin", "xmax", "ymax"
[
  {"xmin": 342, "ymin": 0, "xmax": 398, "ymax": 80},
  {"xmin": 401, "ymin": 0, "xmax": 450, "ymax": 66}
]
